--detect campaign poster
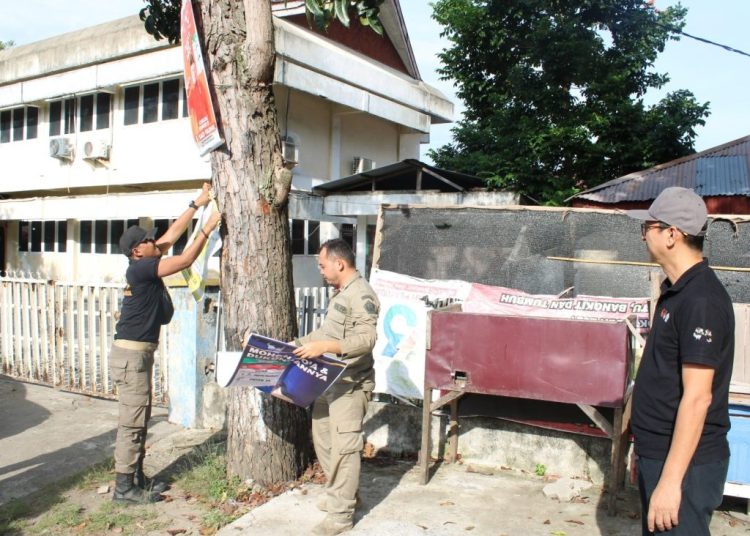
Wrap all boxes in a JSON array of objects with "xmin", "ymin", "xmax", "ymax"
[
  {"xmin": 181, "ymin": 0, "xmax": 224, "ymax": 156},
  {"xmin": 370, "ymin": 269, "xmax": 471, "ymax": 400}
]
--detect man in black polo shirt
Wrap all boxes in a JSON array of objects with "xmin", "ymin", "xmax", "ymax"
[
  {"xmin": 110, "ymin": 183, "xmax": 220, "ymax": 503},
  {"xmin": 628, "ymin": 187, "xmax": 734, "ymax": 534}
]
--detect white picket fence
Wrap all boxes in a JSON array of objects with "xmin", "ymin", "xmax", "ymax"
[{"xmin": 0, "ymin": 273, "xmax": 329, "ymax": 400}]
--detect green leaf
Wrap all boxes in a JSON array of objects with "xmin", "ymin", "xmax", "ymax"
[
  {"xmin": 334, "ymin": 0, "xmax": 350, "ymax": 27},
  {"xmin": 305, "ymin": 0, "xmax": 325, "ymax": 18}
]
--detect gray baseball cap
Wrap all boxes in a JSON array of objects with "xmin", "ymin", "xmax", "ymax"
[{"xmin": 627, "ymin": 187, "xmax": 707, "ymax": 236}]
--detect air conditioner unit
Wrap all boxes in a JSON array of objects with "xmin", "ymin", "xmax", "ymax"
[
  {"xmin": 83, "ymin": 139, "xmax": 110, "ymax": 160},
  {"xmin": 49, "ymin": 138, "xmax": 74, "ymax": 160},
  {"xmin": 351, "ymin": 156, "xmax": 375, "ymax": 175},
  {"xmin": 282, "ymin": 139, "xmax": 298, "ymax": 164}
]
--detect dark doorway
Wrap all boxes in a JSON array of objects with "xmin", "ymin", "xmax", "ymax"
[{"xmin": 0, "ymin": 224, "xmax": 5, "ymax": 275}]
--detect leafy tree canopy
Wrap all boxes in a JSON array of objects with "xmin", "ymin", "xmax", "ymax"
[
  {"xmin": 430, "ymin": 0, "xmax": 709, "ymax": 205},
  {"xmin": 139, "ymin": 0, "xmax": 384, "ymax": 44},
  {"xmin": 0, "ymin": 40, "xmax": 14, "ymax": 50}
]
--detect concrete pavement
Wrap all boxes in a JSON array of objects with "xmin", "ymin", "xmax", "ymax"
[{"xmin": 3, "ymin": 375, "xmax": 749, "ymax": 535}]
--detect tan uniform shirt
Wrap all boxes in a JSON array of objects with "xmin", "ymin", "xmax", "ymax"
[{"xmin": 297, "ymin": 272, "xmax": 379, "ymax": 389}]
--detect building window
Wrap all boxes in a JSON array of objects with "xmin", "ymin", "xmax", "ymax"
[
  {"xmin": 0, "ymin": 106, "xmax": 38, "ymax": 143},
  {"xmin": 77, "ymin": 92, "xmax": 112, "ymax": 132},
  {"xmin": 95, "ymin": 221, "xmax": 108, "ymax": 253},
  {"xmin": 63, "ymin": 98, "xmax": 76, "ymax": 134},
  {"xmin": 49, "ymin": 98, "xmax": 76, "ymax": 136},
  {"xmin": 26, "ymin": 107, "xmax": 38, "ymax": 139},
  {"xmin": 290, "ymin": 219, "xmax": 320, "ymax": 255},
  {"xmin": 79, "ymin": 94, "xmax": 94, "ymax": 132},
  {"xmin": 123, "ymin": 78, "xmax": 187, "ymax": 126},
  {"xmin": 30, "ymin": 222, "xmax": 42, "ymax": 252},
  {"xmin": 43, "ymin": 221, "xmax": 55, "ymax": 252},
  {"xmin": 80, "ymin": 221, "xmax": 92, "ymax": 252},
  {"xmin": 340, "ymin": 223, "xmax": 355, "ymax": 253},
  {"xmin": 18, "ymin": 221, "xmax": 29, "ymax": 252},
  {"xmin": 96, "ymin": 93, "xmax": 111, "ymax": 130},
  {"xmin": 81, "ymin": 219, "xmax": 140, "ymax": 254},
  {"xmin": 49, "ymin": 101, "xmax": 62, "ymax": 136},
  {"xmin": 0, "ymin": 110, "xmax": 10, "ymax": 143},
  {"xmin": 124, "ymin": 86, "xmax": 140, "ymax": 126},
  {"xmin": 17, "ymin": 221, "xmax": 66, "ymax": 253},
  {"xmin": 162, "ymin": 79, "xmax": 180, "ymax": 120},
  {"xmin": 143, "ymin": 83, "xmax": 159, "ymax": 124}
]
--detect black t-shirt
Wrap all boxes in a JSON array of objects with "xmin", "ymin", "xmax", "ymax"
[
  {"xmin": 115, "ymin": 257, "xmax": 169, "ymax": 343},
  {"xmin": 632, "ymin": 260, "xmax": 734, "ymax": 463}
]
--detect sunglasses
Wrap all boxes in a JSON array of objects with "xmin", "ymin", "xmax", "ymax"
[{"xmin": 640, "ymin": 222, "xmax": 670, "ymax": 237}]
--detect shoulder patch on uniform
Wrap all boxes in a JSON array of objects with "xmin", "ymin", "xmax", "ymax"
[
  {"xmin": 334, "ymin": 303, "xmax": 348, "ymax": 314},
  {"xmin": 361, "ymin": 294, "xmax": 376, "ymax": 301},
  {"xmin": 364, "ymin": 300, "xmax": 378, "ymax": 314}
]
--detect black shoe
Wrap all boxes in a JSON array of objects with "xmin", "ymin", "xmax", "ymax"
[
  {"xmin": 134, "ymin": 468, "xmax": 170, "ymax": 494},
  {"xmin": 113, "ymin": 473, "xmax": 162, "ymax": 504}
]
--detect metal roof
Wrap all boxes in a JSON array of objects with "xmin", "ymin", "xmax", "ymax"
[
  {"xmin": 570, "ymin": 135, "xmax": 750, "ymax": 203},
  {"xmin": 312, "ymin": 159, "xmax": 487, "ymax": 194}
]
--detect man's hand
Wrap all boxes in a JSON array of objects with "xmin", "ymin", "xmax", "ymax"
[
  {"xmin": 206, "ymin": 210, "xmax": 221, "ymax": 231},
  {"xmin": 648, "ymin": 481, "xmax": 681, "ymax": 532},
  {"xmin": 293, "ymin": 341, "xmax": 336, "ymax": 359},
  {"xmin": 195, "ymin": 182, "xmax": 212, "ymax": 208}
]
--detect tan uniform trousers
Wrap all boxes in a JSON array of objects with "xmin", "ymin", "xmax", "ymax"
[
  {"xmin": 109, "ymin": 340, "xmax": 157, "ymax": 475},
  {"xmin": 312, "ymin": 382, "xmax": 370, "ymax": 520}
]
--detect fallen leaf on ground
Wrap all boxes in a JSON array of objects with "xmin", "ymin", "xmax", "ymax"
[
  {"xmin": 167, "ymin": 529, "xmax": 187, "ymax": 535},
  {"xmin": 565, "ymin": 519, "xmax": 584, "ymax": 525},
  {"xmin": 466, "ymin": 465, "xmax": 494, "ymax": 476},
  {"xmin": 543, "ymin": 519, "xmax": 551, "ymax": 524},
  {"xmin": 439, "ymin": 500, "xmax": 455, "ymax": 506}
]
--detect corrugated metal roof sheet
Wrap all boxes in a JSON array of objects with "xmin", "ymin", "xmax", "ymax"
[{"xmin": 570, "ymin": 135, "xmax": 750, "ymax": 203}]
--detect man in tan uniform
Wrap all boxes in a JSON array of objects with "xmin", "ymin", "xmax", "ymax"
[{"xmin": 293, "ymin": 238, "xmax": 379, "ymax": 535}]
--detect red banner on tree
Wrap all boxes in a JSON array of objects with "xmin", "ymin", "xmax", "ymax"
[{"xmin": 181, "ymin": 1, "xmax": 224, "ymax": 156}]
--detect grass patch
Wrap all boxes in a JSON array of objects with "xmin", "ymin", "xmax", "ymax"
[
  {"xmin": 0, "ymin": 436, "xmax": 253, "ymax": 535},
  {"xmin": 177, "ymin": 440, "xmax": 243, "ymax": 503}
]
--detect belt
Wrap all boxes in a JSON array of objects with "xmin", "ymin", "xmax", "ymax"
[{"xmin": 113, "ymin": 339, "xmax": 158, "ymax": 351}]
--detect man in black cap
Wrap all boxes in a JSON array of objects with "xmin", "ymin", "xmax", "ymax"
[
  {"xmin": 111, "ymin": 182, "xmax": 221, "ymax": 503},
  {"xmin": 628, "ymin": 187, "xmax": 733, "ymax": 534}
]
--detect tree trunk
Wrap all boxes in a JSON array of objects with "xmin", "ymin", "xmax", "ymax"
[{"xmin": 196, "ymin": 0, "xmax": 310, "ymax": 484}]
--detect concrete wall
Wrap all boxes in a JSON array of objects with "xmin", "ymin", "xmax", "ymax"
[{"xmin": 363, "ymin": 401, "xmax": 612, "ymax": 484}]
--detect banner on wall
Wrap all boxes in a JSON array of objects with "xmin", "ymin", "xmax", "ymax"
[
  {"xmin": 370, "ymin": 269, "xmax": 471, "ymax": 400},
  {"xmin": 369, "ymin": 269, "xmax": 650, "ymax": 401},
  {"xmin": 181, "ymin": 0, "xmax": 224, "ymax": 156},
  {"xmin": 462, "ymin": 283, "xmax": 650, "ymax": 331}
]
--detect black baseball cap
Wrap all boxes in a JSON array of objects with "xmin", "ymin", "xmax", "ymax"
[{"xmin": 119, "ymin": 225, "xmax": 157, "ymax": 256}]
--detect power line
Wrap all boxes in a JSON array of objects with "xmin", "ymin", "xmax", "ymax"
[{"xmin": 656, "ymin": 22, "xmax": 750, "ymax": 60}]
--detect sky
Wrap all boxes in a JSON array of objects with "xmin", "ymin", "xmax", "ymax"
[{"xmin": 1, "ymin": 1, "xmax": 748, "ymax": 162}]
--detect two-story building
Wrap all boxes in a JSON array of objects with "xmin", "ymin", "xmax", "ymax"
[{"xmin": 0, "ymin": 0, "xmax": 452, "ymax": 286}]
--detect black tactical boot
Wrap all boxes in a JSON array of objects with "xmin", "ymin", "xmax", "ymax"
[
  {"xmin": 134, "ymin": 466, "xmax": 169, "ymax": 494},
  {"xmin": 112, "ymin": 472, "xmax": 162, "ymax": 504}
]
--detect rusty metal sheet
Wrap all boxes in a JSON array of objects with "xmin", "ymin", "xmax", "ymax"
[{"xmin": 426, "ymin": 312, "xmax": 631, "ymax": 407}]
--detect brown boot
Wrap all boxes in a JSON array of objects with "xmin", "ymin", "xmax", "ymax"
[
  {"xmin": 311, "ymin": 514, "xmax": 353, "ymax": 535},
  {"xmin": 112, "ymin": 473, "xmax": 162, "ymax": 504}
]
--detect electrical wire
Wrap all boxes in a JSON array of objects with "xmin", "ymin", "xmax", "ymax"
[{"xmin": 654, "ymin": 21, "xmax": 750, "ymax": 60}]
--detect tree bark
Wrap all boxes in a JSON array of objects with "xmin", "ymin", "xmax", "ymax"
[{"xmin": 196, "ymin": 0, "xmax": 310, "ymax": 484}]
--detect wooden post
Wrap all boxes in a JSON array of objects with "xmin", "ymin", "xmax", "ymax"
[
  {"xmin": 448, "ymin": 398, "xmax": 459, "ymax": 463},
  {"xmin": 420, "ymin": 382, "xmax": 432, "ymax": 485}
]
